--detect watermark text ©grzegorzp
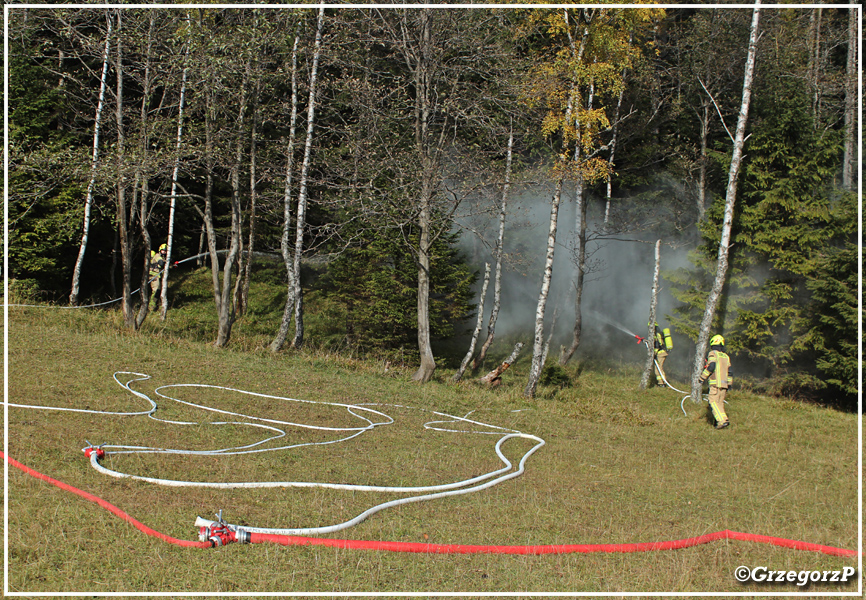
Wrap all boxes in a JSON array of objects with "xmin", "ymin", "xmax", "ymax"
[{"xmin": 735, "ymin": 565, "xmax": 857, "ymax": 586}]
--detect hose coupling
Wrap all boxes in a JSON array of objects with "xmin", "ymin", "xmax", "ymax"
[
  {"xmin": 196, "ymin": 511, "xmax": 245, "ymax": 547},
  {"xmin": 199, "ymin": 523, "xmax": 236, "ymax": 547},
  {"xmin": 234, "ymin": 528, "xmax": 251, "ymax": 544},
  {"xmin": 82, "ymin": 442, "xmax": 105, "ymax": 460}
]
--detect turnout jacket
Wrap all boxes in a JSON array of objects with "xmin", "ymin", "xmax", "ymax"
[
  {"xmin": 701, "ymin": 348, "xmax": 732, "ymax": 388},
  {"xmin": 653, "ymin": 328, "xmax": 665, "ymax": 351},
  {"xmin": 149, "ymin": 251, "xmax": 166, "ymax": 276}
]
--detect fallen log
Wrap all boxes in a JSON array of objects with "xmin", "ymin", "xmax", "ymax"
[{"xmin": 479, "ymin": 342, "xmax": 524, "ymax": 387}]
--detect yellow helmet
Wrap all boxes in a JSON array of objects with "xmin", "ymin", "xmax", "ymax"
[
  {"xmin": 159, "ymin": 243, "xmax": 167, "ymax": 252},
  {"xmin": 710, "ymin": 334, "xmax": 725, "ymax": 346}
]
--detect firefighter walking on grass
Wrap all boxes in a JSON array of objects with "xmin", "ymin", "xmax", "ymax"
[
  {"xmin": 149, "ymin": 243, "xmax": 167, "ymax": 311},
  {"xmin": 699, "ymin": 334, "xmax": 732, "ymax": 430}
]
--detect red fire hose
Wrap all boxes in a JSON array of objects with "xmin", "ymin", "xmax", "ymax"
[
  {"xmin": 3, "ymin": 451, "xmax": 210, "ymax": 548},
  {"xmin": 221, "ymin": 530, "xmax": 854, "ymax": 557},
  {"xmin": 252, "ymin": 530, "xmax": 858, "ymax": 556},
  {"xmin": 4, "ymin": 452, "xmax": 859, "ymax": 557}
]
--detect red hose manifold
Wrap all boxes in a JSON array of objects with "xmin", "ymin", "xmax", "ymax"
[
  {"xmin": 83, "ymin": 446, "xmax": 105, "ymax": 460},
  {"xmin": 197, "ymin": 513, "xmax": 251, "ymax": 547},
  {"xmin": 199, "ymin": 523, "xmax": 237, "ymax": 547}
]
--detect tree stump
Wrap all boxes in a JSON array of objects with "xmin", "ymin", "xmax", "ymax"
[{"xmin": 479, "ymin": 342, "xmax": 524, "ymax": 387}]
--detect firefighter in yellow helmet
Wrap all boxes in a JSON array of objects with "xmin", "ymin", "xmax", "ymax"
[
  {"xmin": 148, "ymin": 243, "xmax": 168, "ymax": 311},
  {"xmin": 650, "ymin": 322, "xmax": 672, "ymax": 387},
  {"xmin": 699, "ymin": 334, "xmax": 732, "ymax": 429}
]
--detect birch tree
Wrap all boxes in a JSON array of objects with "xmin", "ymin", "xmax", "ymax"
[
  {"xmin": 271, "ymin": 7, "xmax": 325, "ymax": 352},
  {"xmin": 290, "ymin": 5, "xmax": 325, "ymax": 349},
  {"xmin": 554, "ymin": 8, "xmax": 593, "ymax": 369},
  {"xmin": 159, "ymin": 20, "xmax": 189, "ymax": 322},
  {"xmin": 603, "ymin": 69, "xmax": 627, "ymax": 230},
  {"xmin": 452, "ymin": 262, "xmax": 490, "ymax": 382},
  {"xmin": 270, "ymin": 31, "xmax": 301, "ymax": 353},
  {"xmin": 525, "ymin": 182, "xmax": 563, "ymax": 397},
  {"xmin": 522, "ymin": 8, "xmax": 625, "ymax": 391},
  {"xmin": 689, "ymin": 2, "xmax": 761, "ymax": 402},
  {"xmin": 232, "ymin": 12, "xmax": 268, "ymax": 320},
  {"xmin": 202, "ymin": 70, "xmax": 222, "ymax": 317},
  {"xmin": 640, "ymin": 239, "xmax": 661, "ymax": 389},
  {"xmin": 473, "ymin": 126, "xmax": 513, "ymax": 371},
  {"xmin": 69, "ymin": 12, "xmax": 111, "ymax": 306},
  {"xmin": 523, "ymin": 8, "xmax": 589, "ymax": 396},
  {"xmin": 184, "ymin": 9, "xmax": 251, "ymax": 348}
]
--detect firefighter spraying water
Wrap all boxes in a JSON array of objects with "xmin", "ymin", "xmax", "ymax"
[
  {"xmin": 591, "ymin": 311, "xmax": 682, "ymax": 392},
  {"xmin": 591, "ymin": 311, "xmax": 731, "ymax": 424},
  {"xmin": 649, "ymin": 322, "xmax": 674, "ymax": 387}
]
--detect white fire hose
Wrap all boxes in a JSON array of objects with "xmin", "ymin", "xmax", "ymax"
[{"xmin": 10, "ymin": 371, "xmax": 545, "ymax": 536}]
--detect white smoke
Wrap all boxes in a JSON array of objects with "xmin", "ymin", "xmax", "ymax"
[{"xmin": 457, "ymin": 185, "xmax": 698, "ymax": 378}]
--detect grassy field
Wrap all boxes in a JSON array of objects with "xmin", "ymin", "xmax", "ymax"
[{"xmin": 4, "ymin": 270, "xmax": 861, "ymax": 595}]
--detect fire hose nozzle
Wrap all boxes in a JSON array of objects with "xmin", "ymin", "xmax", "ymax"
[{"xmin": 635, "ymin": 335, "xmax": 644, "ymax": 344}]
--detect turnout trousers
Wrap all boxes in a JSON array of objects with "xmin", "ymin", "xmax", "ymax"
[
  {"xmin": 654, "ymin": 350, "xmax": 668, "ymax": 385},
  {"xmin": 708, "ymin": 385, "xmax": 728, "ymax": 426}
]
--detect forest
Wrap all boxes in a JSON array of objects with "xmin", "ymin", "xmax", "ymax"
[{"xmin": 6, "ymin": 4, "xmax": 860, "ymax": 407}]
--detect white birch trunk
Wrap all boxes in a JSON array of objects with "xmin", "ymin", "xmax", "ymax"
[
  {"xmin": 159, "ymin": 33, "xmax": 189, "ymax": 321},
  {"xmin": 525, "ymin": 180, "xmax": 563, "ymax": 398},
  {"xmin": 559, "ymin": 187, "xmax": 586, "ymax": 366},
  {"xmin": 640, "ymin": 240, "xmax": 661, "ymax": 389},
  {"xmin": 69, "ymin": 13, "xmax": 111, "ymax": 305},
  {"xmin": 270, "ymin": 33, "xmax": 301, "ymax": 353},
  {"xmin": 540, "ymin": 305, "xmax": 559, "ymax": 369},
  {"xmin": 690, "ymin": 2, "xmax": 761, "ymax": 401},
  {"xmin": 159, "ymin": 36, "xmax": 189, "ymax": 321},
  {"xmin": 474, "ymin": 125, "xmax": 512, "ymax": 370},
  {"xmin": 414, "ymin": 183, "xmax": 436, "ymax": 382},
  {"xmin": 291, "ymin": 6, "xmax": 325, "ymax": 349},
  {"xmin": 808, "ymin": 7, "xmax": 824, "ymax": 128},
  {"xmin": 452, "ymin": 262, "xmax": 491, "ymax": 382}
]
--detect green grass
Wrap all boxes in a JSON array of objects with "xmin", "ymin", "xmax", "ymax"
[{"xmin": 3, "ymin": 274, "xmax": 861, "ymax": 595}]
